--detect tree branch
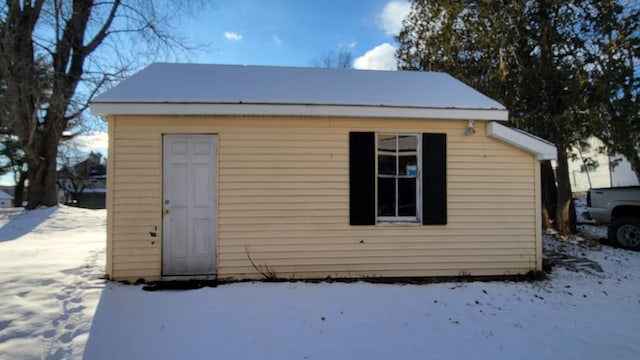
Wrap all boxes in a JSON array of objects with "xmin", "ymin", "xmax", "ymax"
[{"xmin": 82, "ymin": 0, "xmax": 121, "ymax": 55}]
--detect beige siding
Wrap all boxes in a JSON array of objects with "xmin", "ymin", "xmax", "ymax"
[{"xmin": 106, "ymin": 116, "xmax": 542, "ymax": 281}]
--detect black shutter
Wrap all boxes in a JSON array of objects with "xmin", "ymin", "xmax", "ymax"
[
  {"xmin": 349, "ymin": 132, "xmax": 375, "ymax": 225},
  {"xmin": 422, "ymin": 133, "xmax": 447, "ymax": 225}
]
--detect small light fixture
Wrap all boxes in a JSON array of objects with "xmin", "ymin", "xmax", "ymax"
[{"xmin": 464, "ymin": 120, "xmax": 476, "ymax": 136}]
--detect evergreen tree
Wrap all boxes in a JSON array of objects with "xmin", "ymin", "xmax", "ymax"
[
  {"xmin": 396, "ymin": 0, "xmax": 638, "ymax": 233},
  {"xmin": 587, "ymin": 1, "xmax": 640, "ymax": 181},
  {"xmin": 0, "ymin": 129, "xmax": 27, "ymax": 206}
]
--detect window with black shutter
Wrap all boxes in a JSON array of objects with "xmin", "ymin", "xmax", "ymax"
[{"xmin": 349, "ymin": 131, "xmax": 447, "ymax": 226}]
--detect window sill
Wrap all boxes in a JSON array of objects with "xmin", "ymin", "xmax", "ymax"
[{"xmin": 376, "ymin": 221, "xmax": 421, "ymax": 227}]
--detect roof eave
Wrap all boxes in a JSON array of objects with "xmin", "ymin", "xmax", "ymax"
[
  {"xmin": 486, "ymin": 121, "xmax": 557, "ymax": 160},
  {"xmin": 89, "ymin": 102, "xmax": 509, "ymax": 121}
]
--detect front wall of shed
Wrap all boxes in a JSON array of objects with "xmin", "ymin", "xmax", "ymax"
[{"xmin": 107, "ymin": 116, "xmax": 541, "ymax": 281}]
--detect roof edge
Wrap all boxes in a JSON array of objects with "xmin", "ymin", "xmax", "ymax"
[
  {"xmin": 486, "ymin": 122, "xmax": 557, "ymax": 160},
  {"xmin": 90, "ymin": 103, "xmax": 509, "ymax": 121}
]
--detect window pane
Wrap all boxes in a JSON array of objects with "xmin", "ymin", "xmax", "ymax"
[
  {"xmin": 378, "ymin": 135, "xmax": 397, "ymax": 176},
  {"xmin": 398, "ymin": 178, "xmax": 417, "ymax": 216},
  {"xmin": 378, "ymin": 178, "xmax": 396, "ymax": 216},
  {"xmin": 378, "ymin": 155, "xmax": 396, "ymax": 175},
  {"xmin": 398, "ymin": 136, "xmax": 417, "ymax": 175},
  {"xmin": 398, "ymin": 135, "xmax": 417, "ymax": 152},
  {"xmin": 399, "ymin": 156, "xmax": 418, "ymax": 176},
  {"xmin": 377, "ymin": 135, "xmax": 396, "ymax": 151}
]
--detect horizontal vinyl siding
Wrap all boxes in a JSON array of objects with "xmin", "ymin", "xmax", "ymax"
[{"xmin": 108, "ymin": 116, "xmax": 539, "ymax": 281}]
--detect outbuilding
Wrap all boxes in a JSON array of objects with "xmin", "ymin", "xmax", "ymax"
[
  {"xmin": 0, "ymin": 191, "xmax": 13, "ymax": 208},
  {"xmin": 91, "ymin": 63, "xmax": 556, "ymax": 282}
]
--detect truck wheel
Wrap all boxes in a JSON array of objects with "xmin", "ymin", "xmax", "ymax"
[{"xmin": 608, "ymin": 216, "xmax": 640, "ymax": 250}]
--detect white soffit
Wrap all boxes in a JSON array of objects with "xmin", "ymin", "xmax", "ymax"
[{"xmin": 486, "ymin": 122, "xmax": 557, "ymax": 160}]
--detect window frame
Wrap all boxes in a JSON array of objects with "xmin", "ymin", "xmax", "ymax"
[{"xmin": 375, "ymin": 133, "xmax": 422, "ymax": 224}]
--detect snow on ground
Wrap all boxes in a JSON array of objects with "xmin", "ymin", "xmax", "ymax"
[
  {"xmin": 1, "ymin": 204, "xmax": 639, "ymax": 360},
  {"xmin": 0, "ymin": 207, "xmax": 105, "ymax": 360}
]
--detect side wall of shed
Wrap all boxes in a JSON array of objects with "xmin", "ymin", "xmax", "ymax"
[{"xmin": 106, "ymin": 116, "xmax": 541, "ymax": 281}]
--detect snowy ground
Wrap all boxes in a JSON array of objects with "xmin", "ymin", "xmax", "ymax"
[
  {"xmin": 1, "ymin": 204, "xmax": 639, "ymax": 360},
  {"xmin": 0, "ymin": 207, "xmax": 105, "ymax": 360}
]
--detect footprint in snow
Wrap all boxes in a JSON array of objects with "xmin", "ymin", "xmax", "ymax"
[
  {"xmin": 41, "ymin": 279, "xmax": 55, "ymax": 286},
  {"xmin": 67, "ymin": 305, "xmax": 84, "ymax": 314},
  {"xmin": 59, "ymin": 331, "xmax": 73, "ymax": 343},
  {"xmin": 46, "ymin": 347, "xmax": 69, "ymax": 360},
  {"xmin": 53, "ymin": 314, "xmax": 69, "ymax": 325},
  {"xmin": 0, "ymin": 319, "xmax": 13, "ymax": 331}
]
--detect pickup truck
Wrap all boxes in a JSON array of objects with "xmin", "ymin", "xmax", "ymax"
[{"xmin": 587, "ymin": 186, "xmax": 640, "ymax": 250}]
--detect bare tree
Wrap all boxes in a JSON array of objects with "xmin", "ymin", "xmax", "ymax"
[
  {"xmin": 311, "ymin": 47, "xmax": 353, "ymax": 69},
  {"xmin": 0, "ymin": 0, "xmax": 201, "ymax": 209}
]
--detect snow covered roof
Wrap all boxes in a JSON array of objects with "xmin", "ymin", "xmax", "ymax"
[
  {"xmin": 91, "ymin": 63, "xmax": 508, "ymax": 121},
  {"xmin": 0, "ymin": 191, "xmax": 13, "ymax": 200}
]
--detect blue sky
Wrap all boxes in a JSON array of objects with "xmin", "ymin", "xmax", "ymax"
[
  {"xmin": 0, "ymin": 0, "xmax": 411, "ymax": 186},
  {"xmin": 184, "ymin": 0, "xmax": 410, "ymax": 69}
]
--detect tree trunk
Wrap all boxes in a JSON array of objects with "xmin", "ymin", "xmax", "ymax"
[
  {"xmin": 541, "ymin": 160, "xmax": 557, "ymax": 229},
  {"xmin": 13, "ymin": 171, "xmax": 27, "ymax": 207},
  {"xmin": 25, "ymin": 131, "xmax": 60, "ymax": 209},
  {"xmin": 555, "ymin": 147, "xmax": 577, "ymax": 234}
]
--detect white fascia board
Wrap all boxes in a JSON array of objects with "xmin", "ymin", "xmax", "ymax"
[
  {"xmin": 90, "ymin": 102, "xmax": 509, "ymax": 121},
  {"xmin": 486, "ymin": 122, "xmax": 557, "ymax": 160}
]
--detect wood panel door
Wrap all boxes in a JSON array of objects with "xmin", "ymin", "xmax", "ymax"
[{"xmin": 162, "ymin": 135, "xmax": 217, "ymax": 276}]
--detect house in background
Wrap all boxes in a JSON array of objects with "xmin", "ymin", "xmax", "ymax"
[
  {"xmin": 566, "ymin": 137, "xmax": 639, "ymax": 192},
  {"xmin": 57, "ymin": 152, "xmax": 107, "ymax": 209},
  {"xmin": 0, "ymin": 190, "xmax": 13, "ymax": 208},
  {"xmin": 91, "ymin": 63, "xmax": 556, "ymax": 282}
]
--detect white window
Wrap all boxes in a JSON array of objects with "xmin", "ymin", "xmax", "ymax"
[{"xmin": 377, "ymin": 134, "xmax": 420, "ymax": 223}]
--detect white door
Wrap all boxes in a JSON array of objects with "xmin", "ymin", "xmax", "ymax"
[{"xmin": 162, "ymin": 135, "xmax": 217, "ymax": 276}]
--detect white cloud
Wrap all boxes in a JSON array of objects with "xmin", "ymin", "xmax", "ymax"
[
  {"xmin": 353, "ymin": 43, "xmax": 397, "ymax": 70},
  {"xmin": 272, "ymin": 35, "xmax": 283, "ymax": 46},
  {"xmin": 379, "ymin": 1, "xmax": 411, "ymax": 35},
  {"xmin": 72, "ymin": 131, "xmax": 109, "ymax": 156},
  {"xmin": 224, "ymin": 32, "xmax": 243, "ymax": 41}
]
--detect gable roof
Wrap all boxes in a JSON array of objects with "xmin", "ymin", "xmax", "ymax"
[{"xmin": 90, "ymin": 63, "xmax": 508, "ymax": 121}]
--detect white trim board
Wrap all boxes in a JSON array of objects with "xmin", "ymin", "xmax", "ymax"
[
  {"xmin": 90, "ymin": 102, "xmax": 509, "ymax": 121},
  {"xmin": 486, "ymin": 122, "xmax": 557, "ymax": 160}
]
